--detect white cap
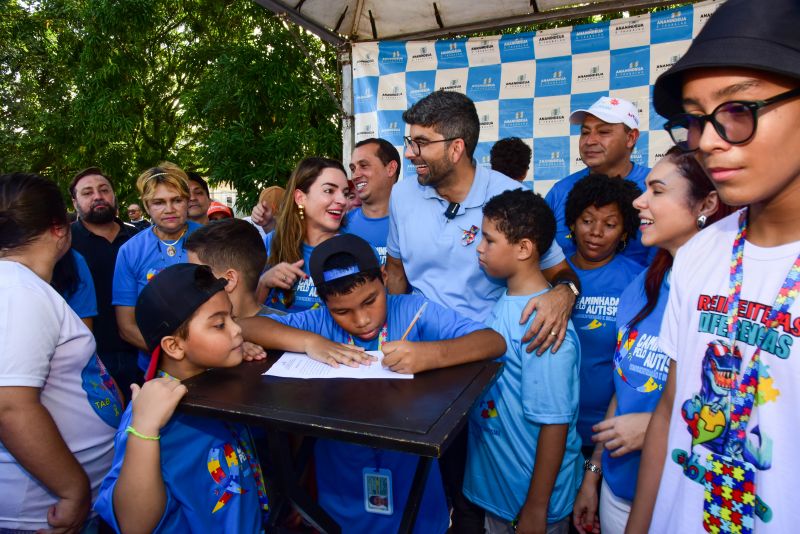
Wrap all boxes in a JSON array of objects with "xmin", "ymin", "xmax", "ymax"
[{"xmin": 569, "ymin": 96, "xmax": 639, "ymax": 130}]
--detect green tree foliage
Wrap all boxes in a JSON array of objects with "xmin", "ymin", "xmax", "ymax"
[{"xmin": 0, "ymin": 0, "xmax": 342, "ymax": 209}]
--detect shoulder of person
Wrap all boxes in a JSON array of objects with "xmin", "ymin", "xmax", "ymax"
[{"xmin": 672, "ymin": 209, "xmax": 741, "ymax": 277}]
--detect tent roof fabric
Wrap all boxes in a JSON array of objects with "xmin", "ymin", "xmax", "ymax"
[{"xmin": 254, "ymin": 0, "xmax": 691, "ymax": 44}]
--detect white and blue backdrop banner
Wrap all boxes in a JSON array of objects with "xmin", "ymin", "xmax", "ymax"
[{"xmin": 350, "ymin": 0, "xmax": 722, "ymax": 194}]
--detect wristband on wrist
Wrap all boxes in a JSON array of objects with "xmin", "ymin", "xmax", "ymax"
[{"xmin": 125, "ymin": 425, "xmax": 160, "ymax": 441}]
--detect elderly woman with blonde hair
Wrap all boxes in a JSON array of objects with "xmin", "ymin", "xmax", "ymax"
[{"xmin": 112, "ymin": 161, "xmax": 202, "ymax": 375}]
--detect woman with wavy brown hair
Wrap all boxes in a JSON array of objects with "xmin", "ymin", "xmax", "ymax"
[{"xmin": 257, "ymin": 157, "xmax": 350, "ymax": 312}]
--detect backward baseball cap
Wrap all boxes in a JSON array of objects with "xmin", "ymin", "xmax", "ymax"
[
  {"xmin": 653, "ymin": 0, "xmax": 800, "ymax": 119},
  {"xmin": 135, "ymin": 263, "xmax": 227, "ymax": 380}
]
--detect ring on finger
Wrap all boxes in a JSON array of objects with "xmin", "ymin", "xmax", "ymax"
[
  {"xmin": 550, "ymin": 330, "xmax": 557, "ymax": 336},
  {"xmin": 282, "ymin": 274, "xmax": 288, "ymax": 282}
]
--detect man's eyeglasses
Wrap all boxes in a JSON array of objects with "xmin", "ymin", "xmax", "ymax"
[
  {"xmin": 403, "ymin": 136, "xmax": 459, "ymax": 157},
  {"xmin": 664, "ymin": 87, "xmax": 800, "ymax": 152}
]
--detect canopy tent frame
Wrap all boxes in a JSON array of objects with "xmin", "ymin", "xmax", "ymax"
[{"xmin": 253, "ymin": 0, "xmax": 703, "ymax": 166}]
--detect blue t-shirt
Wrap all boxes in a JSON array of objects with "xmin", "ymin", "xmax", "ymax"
[
  {"xmin": 94, "ymin": 403, "xmax": 266, "ymax": 533},
  {"xmin": 568, "ymin": 255, "xmax": 644, "ymax": 446},
  {"xmin": 545, "ymin": 164, "xmax": 652, "ymax": 266},
  {"xmin": 112, "ymin": 222, "xmax": 202, "ymax": 369},
  {"xmin": 274, "ymin": 293, "xmax": 486, "ymax": 534},
  {"xmin": 387, "ymin": 165, "xmax": 565, "ymax": 324},
  {"xmin": 463, "ymin": 290, "xmax": 582, "ymax": 523},
  {"xmin": 65, "ymin": 250, "xmax": 98, "ymax": 319},
  {"xmin": 603, "ymin": 269, "xmax": 670, "ymax": 501},
  {"xmin": 343, "ymin": 207, "xmax": 389, "ymax": 265},
  {"xmin": 263, "ymin": 232, "xmax": 321, "ymax": 313}
]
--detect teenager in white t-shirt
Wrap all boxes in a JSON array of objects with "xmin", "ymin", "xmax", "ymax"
[
  {"xmin": 627, "ymin": 0, "xmax": 800, "ymax": 532},
  {"xmin": 0, "ymin": 173, "xmax": 122, "ymax": 532}
]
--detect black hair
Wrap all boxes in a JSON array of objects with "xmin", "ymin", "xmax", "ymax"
[
  {"xmin": 402, "ymin": 90, "xmax": 480, "ymax": 159},
  {"xmin": 0, "ymin": 173, "xmax": 68, "ymax": 251},
  {"xmin": 355, "ymin": 138, "xmax": 401, "ymax": 180},
  {"xmin": 186, "ymin": 171, "xmax": 210, "ymax": 196},
  {"xmin": 185, "ymin": 218, "xmax": 267, "ymax": 293},
  {"xmin": 51, "ymin": 249, "xmax": 80, "ymax": 299},
  {"xmin": 564, "ymin": 173, "xmax": 641, "ymax": 247},
  {"xmin": 69, "ymin": 167, "xmax": 112, "ymax": 198},
  {"xmin": 490, "ymin": 137, "xmax": 531, "ymax": 180},
  {"xmin": 316, "ymin": 251, "xmax": 383, "ymax": 301},
  {"xmin": 483, "ymin": 189, "xmax": 555, "ymax": 257}
]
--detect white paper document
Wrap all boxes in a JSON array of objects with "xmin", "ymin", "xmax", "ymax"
[{"xmin": 264, "ymin": 351, "xmax": 414, "ymax": 380}]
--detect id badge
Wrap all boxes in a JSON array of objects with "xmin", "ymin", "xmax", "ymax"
[
  {"xmin": 363, "ymin": 467, "xmax": 393, "ymax": 515},
  {"xmin": 703, "ymin": 452, "xmax": 756, "ymax": 534}
]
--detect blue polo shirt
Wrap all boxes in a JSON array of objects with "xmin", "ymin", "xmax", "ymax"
[
  {"xmin": 387, "ymin": 166, "xmax": 564, "ymax": 324},
  {"xmin": 274, "ymin": 293, "xmax": 485, "ymax": 534},
  {"xmin": 545, "ymin": 164, "xmax": 651, "ymax": 266},
  {"xmin": 567, "ymin": 255, "xmax": 643, "ymax": 446},
  {"xmin": 604, "ymin": 269, "xmax": 670, "ymax": 501},
  {"xmin": 343, "ymin": 207, "xmax": 389, "ymax": 265},
  {"xmin": 112, "ymin": 222, "xmax": 202, "ymax": 370}
]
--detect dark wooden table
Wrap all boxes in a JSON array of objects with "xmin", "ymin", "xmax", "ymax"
[{"xmin": 179, "ymin": 353, "xmax": 502, "ymax": 533}]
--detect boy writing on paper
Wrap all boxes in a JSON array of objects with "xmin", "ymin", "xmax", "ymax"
[
  {"xmin": 463, "ymin": 190, "xmax": 582, "ymax": 534},
  {"xmin": 239, "ymin": 233, "xmax": 505, "ymax": 534}
]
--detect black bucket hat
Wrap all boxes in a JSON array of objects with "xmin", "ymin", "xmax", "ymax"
[{"xmin": 653, "ymin": 0, "xmax": 800, "ymax": 119}]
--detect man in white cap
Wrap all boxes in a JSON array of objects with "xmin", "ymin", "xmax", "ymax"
[{"xmin": 545, "ymin": 96, "xmax": 651, "ymax": 266}]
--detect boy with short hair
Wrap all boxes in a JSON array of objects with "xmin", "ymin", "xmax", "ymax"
[
  {"xmin": 184, "ymin": 218, "xmax": 284, "ymax": 319},
  {"xmin": 239, "ymin": 233, "xmax": 506, "ymax": 533},
  {"xmin": 463, "ymin": 189, "xmax": 582, "ymax": 534},
  {"xmin": 94, "ymin": 264, "xmax": 269, "ymax": 533}
]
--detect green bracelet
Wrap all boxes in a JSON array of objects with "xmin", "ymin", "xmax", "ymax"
[{"xmin": 125, "ymin": 425, "xmax": 160, "ymax": 441}]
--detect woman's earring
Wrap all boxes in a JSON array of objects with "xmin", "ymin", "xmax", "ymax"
[
  {"xmin": 298, "ymin": 204, "xmax": 305, "ymax": 221},
  {"xmin": 696, "ymin": 214, "xmax": 707, "ymax": 229}
]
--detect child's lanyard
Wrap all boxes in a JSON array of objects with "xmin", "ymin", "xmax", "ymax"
[
  {"xmin": 155, "ymin": 372, "xmax": 270, "ymax": 526},
  {"xmin": 345, "ymin": 324, "xmax": 389, "ymax": 471},
  {"xmin": 345, "ymin": 323, "xmax": 389, "ymax": 351},
  {"xmin": 724, "ymin": 208, "xmax": 800, "ymax": 453}
]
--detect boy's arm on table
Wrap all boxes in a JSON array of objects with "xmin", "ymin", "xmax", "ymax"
[
  {"xmin": 238, "ymin": 315, "xmax": 375, "ymax": 368},
  {"xmin": 516, "ymin": 424, "xmax": 568, "ymax": 534},
  {"xmin": 0, "ymin": 386, "xmax": 91, "ymax": 532},
  {"xmin": 625, "ymin": 360, "xmax": 676, "ymax": 534},
  {"xmin": 381, "ymin": 328, "xmax": 506, "ymax": 374},
  {"xmin": 113, "ymin": 378, "xmax": 187, "ymax": 534}
]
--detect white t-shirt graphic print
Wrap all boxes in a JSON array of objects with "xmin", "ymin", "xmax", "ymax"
[{"xmin": 651, "ymin": 211, "xmax": 800, "ymax": 533}]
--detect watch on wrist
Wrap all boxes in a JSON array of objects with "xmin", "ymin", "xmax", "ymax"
[
  {"xmin": 557, "ymin": 279, "xmax": 580, "ymax": 297},
  {"xmin": 584, "ymin": 458, "xmax": 602, "ymax": 475}
]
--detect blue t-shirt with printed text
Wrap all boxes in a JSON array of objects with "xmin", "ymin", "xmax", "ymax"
[
  {"xmin": 262, "ymin": 232, "xmax": 323, "ymax": 313},
  {"xmin": 342, "ymin": 207, "xmax": 389, "ymax": 265},
  {"xmin": 604, "ymin": 269, "xmax": 670, "ymax": 501},
  {"xmin": 94, "ymin": 403, "xmax": 266, "ymax": 533},
  {"xmin": 568, "ymin": 255, "xmax": 644, "ymax": 446},
  {"xmin": 464, "ymin": 290, "xmax": 583, "ymax": 523},
  {"xmin": 112, "ymin": 222, "xmax": 202, "ymax": 370},
  {"xmin": 544, "ymin": 164, "xmax": 652, "ymax": 266},
  {"xmin": 274, "ymin": 293, "xmax": 486, "ymax": 534}
]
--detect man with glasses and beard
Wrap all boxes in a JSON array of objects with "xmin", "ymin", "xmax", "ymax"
[
  {"xmin": 69, "ymin": 167, "xmax": 140, "ymax": 400},
  {"xmin": 386, "ymin": 89, "xmax": 582, "ymax": 533}
]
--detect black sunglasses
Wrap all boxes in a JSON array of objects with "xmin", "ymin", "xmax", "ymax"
[{"xmin": 664, "ymin": 87, "xmax": 800, "ymax": 152}]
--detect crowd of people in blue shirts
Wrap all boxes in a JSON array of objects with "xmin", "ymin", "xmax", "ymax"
[{"xmin": 1, "ymin": 0, "xmax": 800, "ymax": 532}]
